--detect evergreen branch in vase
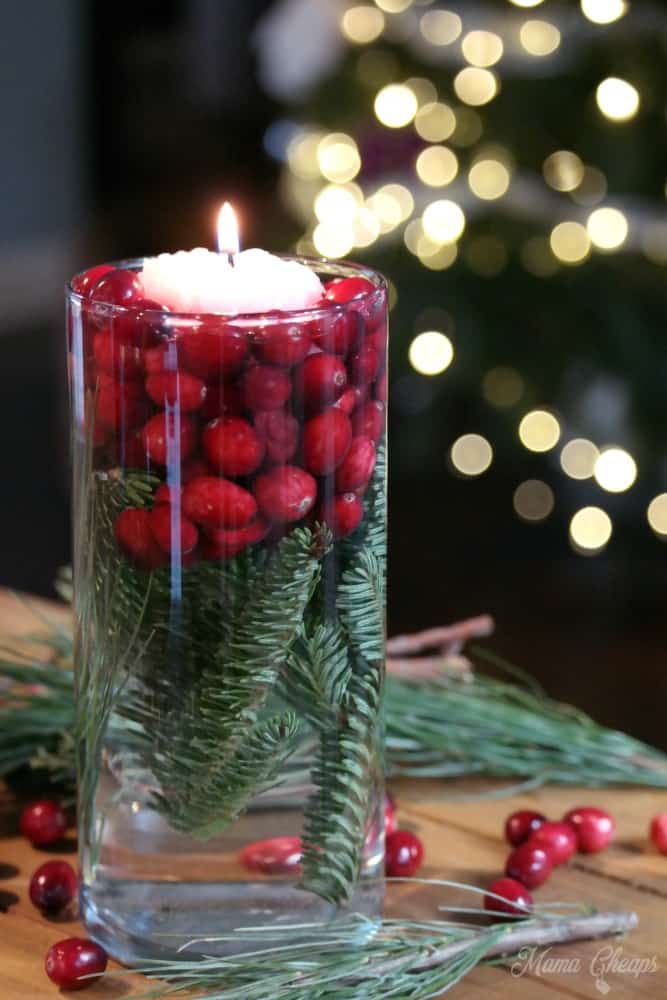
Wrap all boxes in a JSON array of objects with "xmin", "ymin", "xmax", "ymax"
[{"xmin": 280, "ymin": 621, "xmax": 351, "ymax": 727}]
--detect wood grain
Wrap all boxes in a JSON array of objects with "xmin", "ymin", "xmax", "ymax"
[{"xmin": 1, "ymin": 591, "xmax": 665, "ymax": 998}]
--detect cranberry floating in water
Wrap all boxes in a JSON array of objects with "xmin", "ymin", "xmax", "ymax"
[
  {"xmin": 241, "ymin": 364, "xmax": 292, "ymax": 411},
  {"xmin": 239, "ymin": 837, "xmax": 302, "ymax": 875},
  {"xmin": 504, "ymin": 810, "xmax": 547, "ymax": 847},
  {"xmin": 324, "ymin": 276, "xmax": 375, "ymax": 304},
  {"xmin": 253, "ymin": 320, "xmax": 312, "ymax": 367},
  {"xmin": 20, "ymin": 800, "xmax": 68, "ymax": 848},
  {"xmin": 385, "ymin": 830, "xmax": 424, "ymax": 878},
  {"xmin": 182, "ymin": 476, "xmax": 257, "ymax": 530},
  {"xmin": 650, "ymin": 813, "xmax": 667, "ymax": 854},
  {"xmin": 115, "ymin": 508, "xmax": 166, "ymax": 569},
  {"xmin": 45, "ymin": 938, "xmax": 108, "ymax": 991},
  {"xmin": 200, "ymin": 382, "xmax": 243, "ymax": 422},
  {"xmin": 96, "ymin": 380, "xmax": 147, "ymax": 431},
  {"xmin": 149, "ymin": 505, "xmax": 199, "ymax": 555},
  {"xmin": 90, "ymin": 268, "xmax": 144, "ymax": 306},
  {"xmin": 71, "ymin": 264, "xmax": 114, "ymax": 298},
  {"xmin": 145, "ymin": 371, "xmax": 207, "ymax": 412},
  {"xmin": 141, "ymin": 412, "xmax": 198, "ymax": 466},
  {"xmin": 317, "ymin": 493, "xmax": 363, "ymax": 539},
  {"xmin": 303, "ymin": 409, "xmax": 352, "ymax": 476},
  {"xmin": 528, "ymin": 821, "xmax": 577, "ymax": 865},
  {"xmin": 563, "ymin": 806, "xmax": 615, "ymax": 854},
  {"xmin": 93, "ymin": 330, "xmax": 143, "ymax": 380},
  {"xmin": 297, "ymin": 353, "xmax": 347, "ymax": 412},
  {"xmin": 352, "ymin": 400, "xmax": 384, "ymax": 443},
  {"xmin": 348, "ymin": 343, "xmax": 380, "ymax": 385},
  {"xmin": 203, "ymin": 417, "xmax": 265, "ymax": 477},
  {"xmin": 29, "ymin": 860, "xmax": 78, "ymax": 915},
  {"xmin": 505, "ymin": 843, "xmax": 552, "ymax": 889},
  {"xmin": 203, "ymin": 518, "xmax": 270, "ymax": 560},
  {"xmin": 254, "ymin": 466, "xmax": 317, "ymax": 524},
  {"xmin": 254, "ymin": 410, "xmax": 300, "ymax": 463},
  {"xmin": 335, "ymin": 436, "xmax": 376, "ymax": 493},
  {"xmin": 484, "ymin": 877, "xmax": 533, "ymax": 919},
  {"xmin": 179, "ymin": 322, "xmax": 249, "ymax": 380},
  {"xmin": 312, "ymin": 309, "xmax": 363, "ymax": 356}
]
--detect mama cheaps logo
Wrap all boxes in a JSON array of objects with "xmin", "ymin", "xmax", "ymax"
[{"xmin": 511, "ymin": 944, "xmax": 657, "ymax": 993}]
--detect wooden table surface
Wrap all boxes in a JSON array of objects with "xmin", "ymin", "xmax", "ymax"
[{"xmin": 1, "ymin": 591, "xmax": 666, "ymax": 998}]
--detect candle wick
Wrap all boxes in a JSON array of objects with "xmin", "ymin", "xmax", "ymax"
[{"xmin": 227, "ymin": 252, "xmax": 235, "ymax": 268}]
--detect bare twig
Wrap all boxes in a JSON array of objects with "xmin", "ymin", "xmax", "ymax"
[{"xmin": 387, "ymin": 616, "xmax": 494, "ymax": 658}]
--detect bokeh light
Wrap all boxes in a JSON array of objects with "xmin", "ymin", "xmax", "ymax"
[
  {"xmin": 352, "ymin": 207, "xmax": 381, "ymax": 248},
  {"xmin": 317, "ymin": 133, "xmax": 361, "ymax": 182},
  {"xmin": 375, "ymin": 0, "xmax": 412, "ymax": 11},
  {"xmin": 570, "ymin": 507, "xmax": 613, "ymax": 553},
  {"xmin": 513, "ymin": 480, "xmax": 555, "ymax": 522},
  {"xmin": 374, "ymin": 84, "xmax": 419, "ymax": 128},
  {"xmin": 586, "ymin": 207, "xmax": 628, "ymax": 250},
  {"xmin": 287, "ymin": 131, "xmax": 326, "ymax": 180},
  {"xmin": 313, "ymin": 223, "xmax": 355, "ymax": 258},
  {"xmin": 464, "ymin": 236, "xmax": 508, "ymax": 276},
  {"xmin": 482, "ymin": 366, "xmax": 525, "ymax": 407},
  {"xmin": 451, "ymin": 434, "xmax": 494, "ymax": 476},
  {"xmin": 454, "ymin": 68, "xmax": 499, "ymax": 107},
  {"xmin": 520, "ymin": 20, "xmax": 561, "ymax": 57},
  {"xmin": 422, "ymin": 200, "xmax": 466, "ymax": 243},
  {"xmin": 596, "ymin": 77, "xmax": 640, "ymax": 122},
  {"xmin": 409, "ymin": 331, "xmax": 454, "ymax": 375},
  {"xmin": 341, "ymin": 6, "xmax": 385, "ymax": 45},
  {"xmin": 367, "ymin": 183, "xmax": 414, "ymax": 232},
  {"xmin": 461, "ymin": 31, "xmax": 503, "ymax": 68},
  {"xmin": 594, "ymin": 447, "xmax": 637, "ymax": 492},
  {"xmin": 521, "ymin": 237, "xmax": 560, "ymax": 277},
  {"xmin": 419, "ymin": 10, "xmax": 462, "ymax": 46},
  {"xmin": 543, "ymin": 151, "xmax": 585, "ymax": 192},
  {"xmin": 647, "ymin": 494, "xmax": 667, "ymax": 537},
  {"xmin": 416, "ymin": 146, "xmax": 459, "ymax": 187},
  {"xmin": 450, "ymin": 108, "xmax": 484, "ymax": 147},
  {"xmin": 509, "ymin": 0, "xmax": 545, "ymax": 6},
  {"xmin": 581, "ymin": 0, "xmax": 627, "ymax": 24},
  {"xmin": 519, "ymin": 410, "xmax": 561, "ymax": 452},
  {"xmin": 560, "ymin": 438, "xmax": 599, "ymax": 480},
  {"xmin": 314, "ymin": 184, "xmax": 362, "ymax": 224},
  {"xmin": 405, "ymin": 78, "xmax": 438, "ymax": 109},
  {"xmin": 468, "ymin": 159, "xmax": 511, "ymax": 200},
  {"xmin": 571, "ymin": 165, "xmax": 608, "ymax": 207},
  {"xmin": 549, "ymin": 221, "xmax": 591, "ymax": 264},
  {"xmin": 415, "ymin": 102, "xmax": 457, "ymax": 142},
  {"xmin": 420, "ymin": 243, "xmax": 458, "ymax": 270}
]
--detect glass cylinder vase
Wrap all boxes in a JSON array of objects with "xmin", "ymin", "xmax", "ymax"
[{"xmin": 65, "ymin": 258, "xmax": 388, "ymax": 964}]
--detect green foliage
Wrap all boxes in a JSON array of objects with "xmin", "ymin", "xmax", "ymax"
[
  {"xmin": 338, "ymin": 548, "xmax": 385, "ymax": 664},
  {"xmin": 281, "ymin": 622, "xmax": 351, "ymax": 727}
]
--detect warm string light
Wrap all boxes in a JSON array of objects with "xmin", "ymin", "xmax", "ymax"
[{"xmin": 409, "ymin": 331, "xmax": 454, "ymax": 375}]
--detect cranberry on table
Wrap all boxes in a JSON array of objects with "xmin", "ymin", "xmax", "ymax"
[
  {"xmin": 253, "ymin": 320, "xmax": 311, "ymax": 367},
  {"xmin": 145, "ymin": 371, "xmax": 207, "ymax": 412},
  {"xmin": 241, "ymin": 364, "xmax": 292, "ymax": 411},
  {"xmin": 317, "ymin": 492, "xmax": 363, "ymax": 539},
  {"xmin": 239, "ymin": 836, "xmax": 302, "ymax": 875},
  {"xmin": 149, "ymin": 505, "xmax": 198, "ymax": 555},
  {"xmin": 115, "ymin": 508, "xmax": 166, "ymax": 569},
  {"xmin": 254, "ymin": 410, "xmax": 300, "ymax": 463},
  {"xmin": 178, "ymin": 321, "xmax": 249, "ymax": 379},
  {"xmin": 90, "ymin": 268, "xmax": 144, "ymax": 306},
  {"xmin": 183, "ymin": 476, "xmax": 257, "ymax": 530},
  {"xmin": 203, "ymin": 517, "xmax": 270, "ymax": 560},
  {"xmin": 141, "ymin": 412, "xmax": 198, "ymax": 466},
  {"xmin": 93, "ymin": 330, "xmax": 143, "ymax": 380},
  {"xmin": 200, "ymin": 382, "xmax": 243, "ymax": 422},
  {"xmin": 650, "ymin": 813, "xmax": 667, "ymax": 854},
  {"xmin": 45, "ymin": 938, "xmax": 107, "ymax": 991},
  {"xmin": 504, "ymin": 810, "xmax": 547, "ymax": 847},
  {"xmin": 296, "ymin": 353, "xmax": 347, "ymax": 412},
  {"xmin": 563, "ymin": 806, "xmax": 615, "ymax": 854},
  {"xmin": 20, "ymin": 800, "xmax": 67, "ymax": 847},
  {"xmin": 71, "ymin": 264, "xmax": 114, "ymax": 298},
  {"xmin": 203, "ymin": 417, "xmax": 265, "ymax": 477},
  {"xmin": 348, "ymin": 343, "xmax": 380, "ymax": 385},
  {"xmin": 303, "ymin": 408, "xmax": 352, "ymax": 476},
  {"xmin": 254, "ymin": 466, "xmax": 317, "ymax": 523},
  {"xmin": 484, "ymin": 877, "xmax": 533, "ymax": 919},
  {"xmin": 505, "ymin": 843, "xmax": 552, "ymax": 889},
  {"xmin": 324, "ymin": 276, "xmax": 375, "ymax": 304},
  {"xmin": 528, "ymin": 821, "xmax": 577, "ymax": 865},
  {"xmin": 352, "ymin": 400, "xmax": 385, "ymax": 443},
  {"xmin": 335, "ymin": 436, "xmax": 376, "ymax": 492},
  {"xmin": 29, "ymin": 860, "xmax": 78, "ymax": 915},
  {"xmin": 385, "ymin": 830, "xmax": 424, "ymax": 878}
]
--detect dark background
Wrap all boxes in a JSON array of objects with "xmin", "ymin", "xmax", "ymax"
[{"xmin": 1, "ymin": 1, "xmax": 666, "ymax": 748}]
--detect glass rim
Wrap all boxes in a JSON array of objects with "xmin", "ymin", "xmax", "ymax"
[{"xmin": 66, "ymin": 254, "xmax": 388, "ymax": 323}]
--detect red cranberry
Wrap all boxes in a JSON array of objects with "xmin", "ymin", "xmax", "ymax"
[
  {"xmin": 71, "ymin": 265, "xmax": 114, "ymax": 298},
  {"xmin": 335, "ymin": 386, "xmax": 367, "ymax": 415},
  {"xmin": 375, "ymin": 372, "xmax": 388, "ymax": 403},
  {"xmin": 203, "ymin": 518, "xmax": 270, "ymax": 560},
  {"xmin": 179, "ymin": 321, "xmax": 249, "ymax": 379},
  {"xmin": 239, "ymin": 837, "xmax": 302, "ymax": 875},
  {"xmin": 181, "ymin": 456, "xmax": 209, "ymax": 483},
  {"xmin": 144, "ymin": 342, "xmax": 172, "ymax": 375},
  {"xmin": 253, "ymin": 320, "xmax": 311, "ymax": 367},
  {"xmin": 145, "ymin": 372, "xmax": 207, "ymax": 412},
  {"xmin": 324, "ymin": 276, "xmax": 375, "ymax": 304},
  {"xmin": 115, "ymin": 508, "xmax": 166, "ymax": 569},
  {"xmin": 200, "ymin": 382, "xmax": 243, "ymax": 422},
  {"xmin": 303, "ymin": 408, "xmax": 352, "ymax": 476},
  {"xmin": 203, "ymin": 417, "xmax": 265, "ymax": 477},
  {"xmin": 529, "ymin": 821, "xmax": 577, "ymax": 865},
  {"xmin": 45, "ymin": 937, "xmax": 108, "ymax": 991},
  {"xmin": 182, "ymin": 476, "xmax": 257, "ymax": 529},
  {"xmin": 505, "ymin": 843, "xmax": 552, "ymax": 889},
  {"xmin": 352, "ymin": 400, "xmax": 385, "ymax": 442},
  {"xmin": 254, "ymin": 411, "xmax": 300, "ymax": 463},
  {"xmin": 296, "ymin": 354, "xmax": 347, "ymax": 412},
  {"xmin": 241, "ymin": 364, "xmax": 292, "ymax": 411},
  {"xmin": 93, "ymin": 330, "xmax": 143, "ymax": 380},
  {"xmin": 312, "ymin": 309, "xmax": 363, "ymax": 355},
  {"xmin": 367, "ymin": 322, "xmax": 388, "ymax": 358},
  {"xmin": 116, "ymin": 428, "xmax": 150, "ymax": 470},
  {"xmin": 650, "ymin": 813, "xmax": 667, "ymax": 854},
  {"xmin": 90, "ymin": 268, "xmax": 144, "ymax": 306},
  {"xmin": 254, "ymin": 465, "xmax": 317, "ymax": 523},
  {"xmin": 96, "ymin": 380, "xmax": 147, "ymax": 431},
  {"xmin": 317, "ymin": 492, "xmax": 363, "ymax": 539},
  {"xmin": 384, "ymin": 794, "xmax": 397, "ymax": 837},
  {"xmin": 335, "ymin": 436, "xmax": 376, "ymax": 492},
  {"xmin": 563, "ymin": 807, "xmax": 615, "ymax": 854},
  {"xmin": 141, "ymin": 413, "xmax": 198, "ymax": 466},
  {"xmin": 20, "ymin": 800, "xmax": 67, "ymax": 847},
  {"xmin": 504, "ymin": 810, "xmax": 547, "ymax": 847},
  {"xmin": 385, "ymin": 830, "xmax": 424, "ymax": 878},
  {"xmin": 149, "ymin": 505, "xmax": 198, "ymax": 555},
  {"xmin": 484, "ymin": 877, "xmax": 533, "ymax": 919},
  {"xmin": 154, "ymin": 483, "xmax": 177, "ymax": 505},
  {"xmin": 29, "ymin": 860, "xmax": 77, "ymax": 914},
  {"xmin": 348, "ymin": 343, "xmax": 380, "ymax": 385}
]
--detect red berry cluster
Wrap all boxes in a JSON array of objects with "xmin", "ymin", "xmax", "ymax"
[
  {"xmin": 73, "ymin": 267, "xmax": 387, "ymax": 567},
  {"xmin": 484, "ymin": 805, "xmax": 616, "ymax": 919}
]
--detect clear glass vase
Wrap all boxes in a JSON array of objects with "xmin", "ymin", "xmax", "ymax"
[{"xmin": 65, "ymin": 257, "xmax": 388, "ymax": 963}]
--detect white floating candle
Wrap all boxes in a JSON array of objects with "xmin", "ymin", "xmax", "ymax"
[{"xmin": 140, "ymin": 204, "xmax": 323, "ymax": 315}]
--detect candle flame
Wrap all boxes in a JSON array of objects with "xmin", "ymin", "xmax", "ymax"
[{"xmin": 217, "ymin": 202, "xmax": 240, "ymax": 256}]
